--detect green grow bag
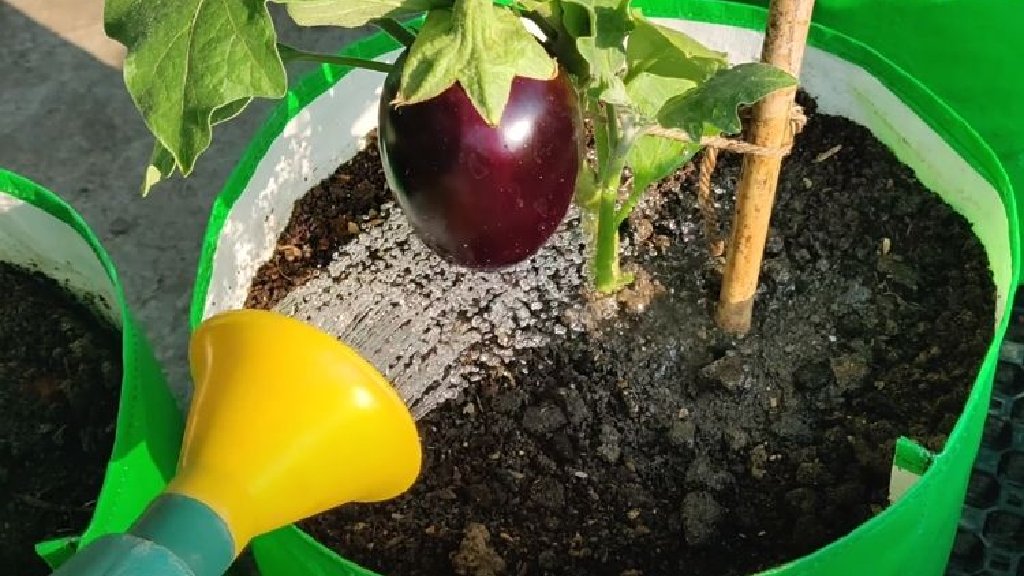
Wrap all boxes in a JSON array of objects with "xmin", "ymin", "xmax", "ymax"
[
  {"xmin": 0, "ymin": 169, "xmax": 184, "ymax": 571},
  {"xmin": 735, "ymin": 0, "xmax": 1024, "ymax": 232},
  {"xmin": 184, "ymin": 1, "xmax": 1021, "ymax": 573},
  {"xmin": 180, "ymin": 1, "xmax": 1019, "ymax": 576}
]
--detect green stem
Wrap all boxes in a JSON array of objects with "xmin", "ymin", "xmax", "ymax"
[
  {"xmin": 277, "ymin": 43, "xmax": 395, "ymax": 74},
  {"xmin": 371, "ymin": 18, "xmax": 417, "ymax": 47},
  {"xmin": 593, "ymin": 181, "xmax": 623, "ymax": 293},
  {"xmin": 592, "ymin": 104, "xmax": 636, "ymax": 293}
]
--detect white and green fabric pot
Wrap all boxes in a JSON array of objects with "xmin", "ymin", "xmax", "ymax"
[
  {"xmin": 0, "ymin": 169, "xmax": 184, "ymax": 571},
  {"xmin": 181, "ymin": 1, "xmax": 1019, "ymax": 575}
]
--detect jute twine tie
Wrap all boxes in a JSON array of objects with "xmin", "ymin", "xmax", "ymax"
[{"xmin": 645, "ymin": 104, "xmax": 807, "ymax": 258}]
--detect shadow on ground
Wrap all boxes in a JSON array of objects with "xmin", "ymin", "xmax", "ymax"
[{"xmin": 0, "ymin": 3, "xmax": 370, "ymax": 403}]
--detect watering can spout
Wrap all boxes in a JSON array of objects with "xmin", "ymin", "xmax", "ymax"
[
  {"xmin": 49, "ymin": 309, "xmax": 423, "ymax": 576},
  {"xmin": 171, "ymin": 308, "xmax": 423, "ymax": 549}
]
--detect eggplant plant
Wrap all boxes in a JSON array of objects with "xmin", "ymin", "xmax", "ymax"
[{"xmin": 105, "ymin": 0, "xmax": 796, "ymax": 293}]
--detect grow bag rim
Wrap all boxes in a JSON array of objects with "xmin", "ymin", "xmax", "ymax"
[
  {"xmin": 0, "ymin": 169, "xmax": 124, "ymax": 302},
  {"xmin": 189, "ymin": 1, "xmax": 1020, "ymax": 574},
  {"xmin": 0, "ymin": 168, "xmax": 184, "ymax": 569}
]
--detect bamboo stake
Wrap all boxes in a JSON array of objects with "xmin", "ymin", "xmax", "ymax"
[{"xmin": 715, "ymin": 0, "xmax": 816, "ymax": 335}]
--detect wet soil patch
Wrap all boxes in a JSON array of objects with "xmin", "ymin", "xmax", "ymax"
[
  {"xmin": 245, "ymin": 133, "xmax": 392, "ymax": 310},
  {"xmin": 1, "ymin": 262, "xmax": 121, "ymax": 574},
  {"xmin": 248, "ymin": 93, "xmax": 996, "ymax": 575}
]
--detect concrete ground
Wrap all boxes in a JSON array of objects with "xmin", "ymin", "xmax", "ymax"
[{"xmin": 0, "ymin": 1, "xmax": 367, "ymax": 402}]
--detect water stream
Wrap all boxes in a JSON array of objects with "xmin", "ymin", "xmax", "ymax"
[{"xmin": 274, "ymin": 202, "xmax": 592, "ymax": 418}]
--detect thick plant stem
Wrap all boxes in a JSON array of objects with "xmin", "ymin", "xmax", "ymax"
[
  {"xmin": 594, "ymin": 184, "xmax": 626, "ymax": 292},
  {"xmin": 715, "ymin": 0, "xmax": 815, "ymax": 335},
  {"xmin": 593, "ymin": 198, "xmax": 619, "ymax": 290},
  {"xmin": 592, "ymin": 104, "xmax": 634, "ymax": 293}
]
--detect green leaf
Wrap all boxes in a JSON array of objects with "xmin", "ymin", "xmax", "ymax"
[
  {"xmin": 517, "ymin": 0, "xmax": 557, "ymax": 15},
  {"xmin": 395, "ymin": 0, "xmax": 557, "ymax": 125},
  {"xmin": 558, "ymin": 0, "xmax": 589, "ymax": 36},
  {"xmin": 574, "ymin": 162, "xmax": 600, "ymax": 212},
  {"xmin": 561, "ymin": 0, "xmax": 634, "ymax": 104},
  {"xmin": 273, "ymin": 0, "xmax": 449, "ymax": 28},
  {"xmin": 624, "ymin": 72, "xmax": 695, "ymax": 119},
  {"xmin": 657, "ymin": 62, "xmax": 797, "ymax": 139},
  {"xmin": 519, "ymin": 0, "xmax": 591, "ymax": 79},
  {"xmin": 625, "ymin": 17, "xmax": 727, "ymax": 83},
  {"xmin": 140, "ymin": 98, "xmax": 251, "ymax": 196},
  {"xmin": 213, "ymin": 97, "xmax": 252, "ymax": 125},
  {"xmin": 142, "ymin": 142, "xmax": 176, "ymax": 197},
  {"xmin": 105, "ymin": 0, "xmax": 287, "ymax": 180},
  {"xmin": 626, "ymin": 134, "xmax": 698, "ymax": 198}
]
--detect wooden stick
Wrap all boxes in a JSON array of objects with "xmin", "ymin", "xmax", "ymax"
[{"xmin": 715, "ymin": 0, "xmax": 816, "ymax": 335}]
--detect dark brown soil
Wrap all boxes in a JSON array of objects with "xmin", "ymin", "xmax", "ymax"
[
  {"xmin": 248, "ymin": 93, "xmax": 996, "ymax": 575},
  {"xmin": 0, "ymin": 263, "xmax": 121, "ymax": 575},
  {"xmin": 244, "ymin": 134, "xmax": 391, "ymax": 310}
]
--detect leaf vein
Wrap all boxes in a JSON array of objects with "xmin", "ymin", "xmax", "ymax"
[
  {"xmin": 217, "ymin": 0, "xmax": 277, "ymax": 89},
  {"xmin": 176, "ymin": 0, "xmax": 206, "ymax": 152}
]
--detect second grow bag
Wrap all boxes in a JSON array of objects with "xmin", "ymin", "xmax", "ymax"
[{"xmin": 0, "ymin": 169, "xmax": 185, "ymax": 571}]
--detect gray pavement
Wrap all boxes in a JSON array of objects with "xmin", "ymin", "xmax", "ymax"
[{"xmin": 1, "ymin": 2, "xmax": 368, "ymax": 403}]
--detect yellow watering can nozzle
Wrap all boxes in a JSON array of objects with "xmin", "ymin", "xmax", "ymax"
[{"xmin": 167, "ymin": 308, "xmax": 423, "ymax": 553}]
